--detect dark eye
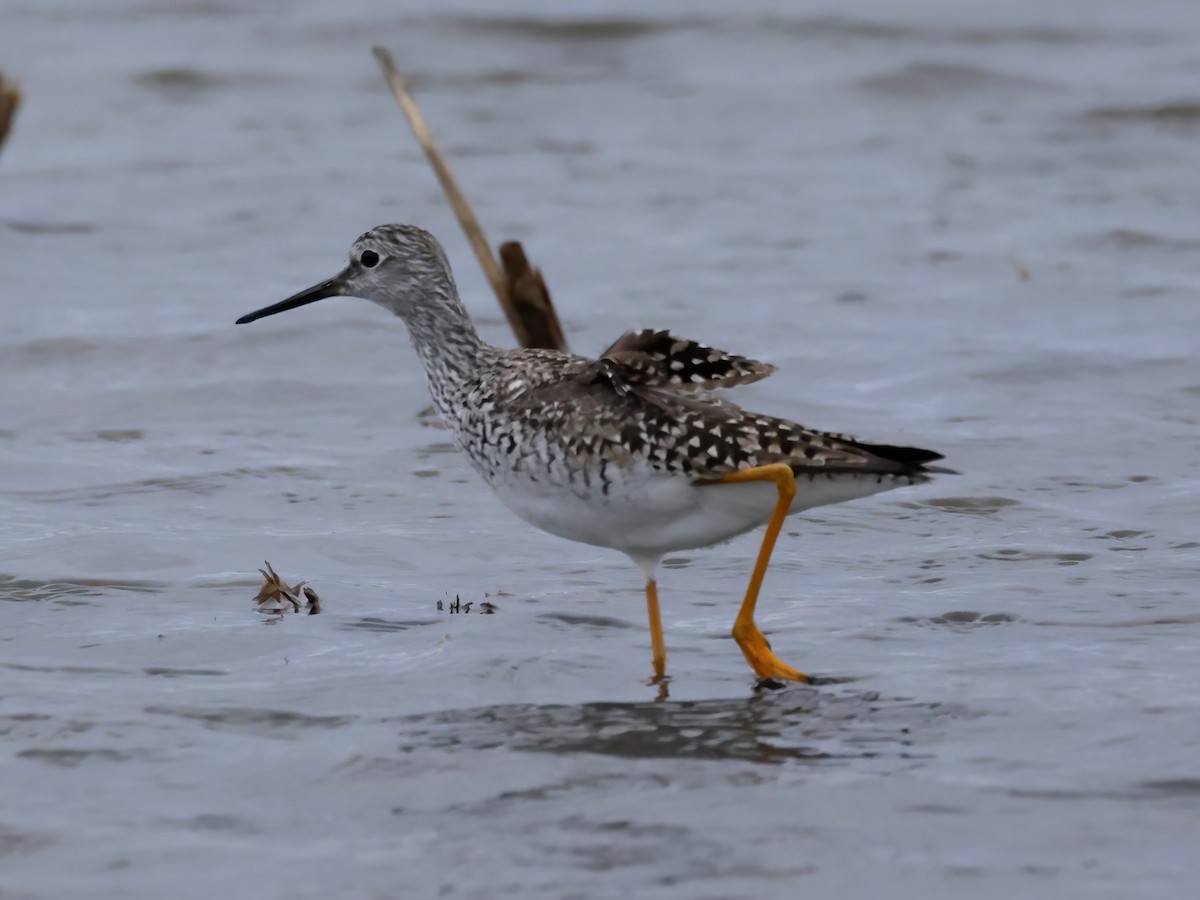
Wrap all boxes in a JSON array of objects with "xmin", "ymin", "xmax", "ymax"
[{"xmin": 360, "ymin": 250, "xmax": 380, "ymax": 268}]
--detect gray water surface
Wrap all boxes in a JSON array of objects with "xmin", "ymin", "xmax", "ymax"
[{"xmin": 2, "ymin": 1, "xmax": 1199, "ymax": 897}]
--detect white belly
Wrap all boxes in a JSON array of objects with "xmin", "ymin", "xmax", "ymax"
[{"xmin": 486, "ymin": 463, "xmax": 901, "ymax": 558}]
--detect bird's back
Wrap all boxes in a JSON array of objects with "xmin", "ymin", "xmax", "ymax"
[{"xmin": 447, "ymin": 330, "xmax": 945, "ymax": 497}]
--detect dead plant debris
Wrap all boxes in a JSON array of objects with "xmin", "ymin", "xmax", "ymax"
[
  {"xmin": 253, "ymin": 561, "xmax": 320, "ymax": 616},
  {"xmin": 436, "ymin": 594, "xmax": 499, "ymax": 614}
]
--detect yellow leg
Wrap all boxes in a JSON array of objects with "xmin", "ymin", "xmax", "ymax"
[
  {"xmin": 645, "ymin": 579, "xmax": 667, "ymax": 684},
  {"xmin": 707, "ymin": 462, "xmax": 809, "ymax": 683}
]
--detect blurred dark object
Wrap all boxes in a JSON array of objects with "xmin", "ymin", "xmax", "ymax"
[
  {"xmin": 371, "ymin": 47, "xmax": 568, "ymax": 352},
  {"xmin": 0, "ymin": 73, "xmax": 21, "ymax": 157}
]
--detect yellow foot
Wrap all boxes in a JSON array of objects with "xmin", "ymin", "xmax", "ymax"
[
  {"xmin": 733, "ymin": 625, "xmax": 810, "ymax": 683},
  {"xmin": 646, "ymin": 675, "xmax": 670, "ymax": 702}
]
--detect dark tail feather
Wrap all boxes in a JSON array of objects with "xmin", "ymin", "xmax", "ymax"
[{"xmin": 852, "ymin": 442, "xmax": 959, "ymax": 475}]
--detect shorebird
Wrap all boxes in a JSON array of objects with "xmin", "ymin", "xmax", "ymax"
[{"xmin": 237, "ymin": 225, "xmax": 949, "ymax": 686}]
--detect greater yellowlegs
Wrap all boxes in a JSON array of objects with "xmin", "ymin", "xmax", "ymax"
[{"xmin": 237, "ymin": 225, "xmax": 949, "ymax": 685}]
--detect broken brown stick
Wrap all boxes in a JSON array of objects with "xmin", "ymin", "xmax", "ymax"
[
  {"xmin": 371, "ymin": 47, "xmax": 567, "ymax": 352},
  {"xmin": 0, "ymin": 73, "xmax": 21, "ymax": 157},
  {"xmin": 499, "ymin": 241, "xmax": 567, "ymax": 352}
]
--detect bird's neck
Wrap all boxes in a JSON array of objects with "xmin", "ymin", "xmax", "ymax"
[{"xmin": 400, "ymin": 281, "xmax": 492, "ymax": 412}]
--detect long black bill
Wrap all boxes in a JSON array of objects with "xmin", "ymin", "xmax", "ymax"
[{"xmin": 235, "ymin": 276, "xmax": 345, "ymax": 325}]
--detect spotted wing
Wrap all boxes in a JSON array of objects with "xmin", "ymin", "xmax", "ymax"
[
  {"xmin": 627, "ymin": 391, "xmax": 950, "ymax": 480},
  {"xmin": 592, "ymin": 329, "xmax": 774, "ymax": 398}
]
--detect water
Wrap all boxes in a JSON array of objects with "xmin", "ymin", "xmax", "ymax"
[{"xmin": 3, "ymin": 1, "xmax": 1199, "ymax": 897}]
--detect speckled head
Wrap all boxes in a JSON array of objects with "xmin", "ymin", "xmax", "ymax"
[{"xmin": 235, "ymin": 224, "xmax": 459, "ymax": 325}]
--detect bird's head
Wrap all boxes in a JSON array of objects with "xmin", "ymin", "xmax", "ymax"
[{"xmin": 235, "ymin": 224, "xmax": 455, "ymax": 325}]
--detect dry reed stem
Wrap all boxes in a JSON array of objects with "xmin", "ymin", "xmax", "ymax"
[
  {"xmin": 371, "ymin": 50, "xmax": 511, "ymax": 324},
  {"xmin": 371, "ymin": 47, "xmax": 567, "ymax": 351}
]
